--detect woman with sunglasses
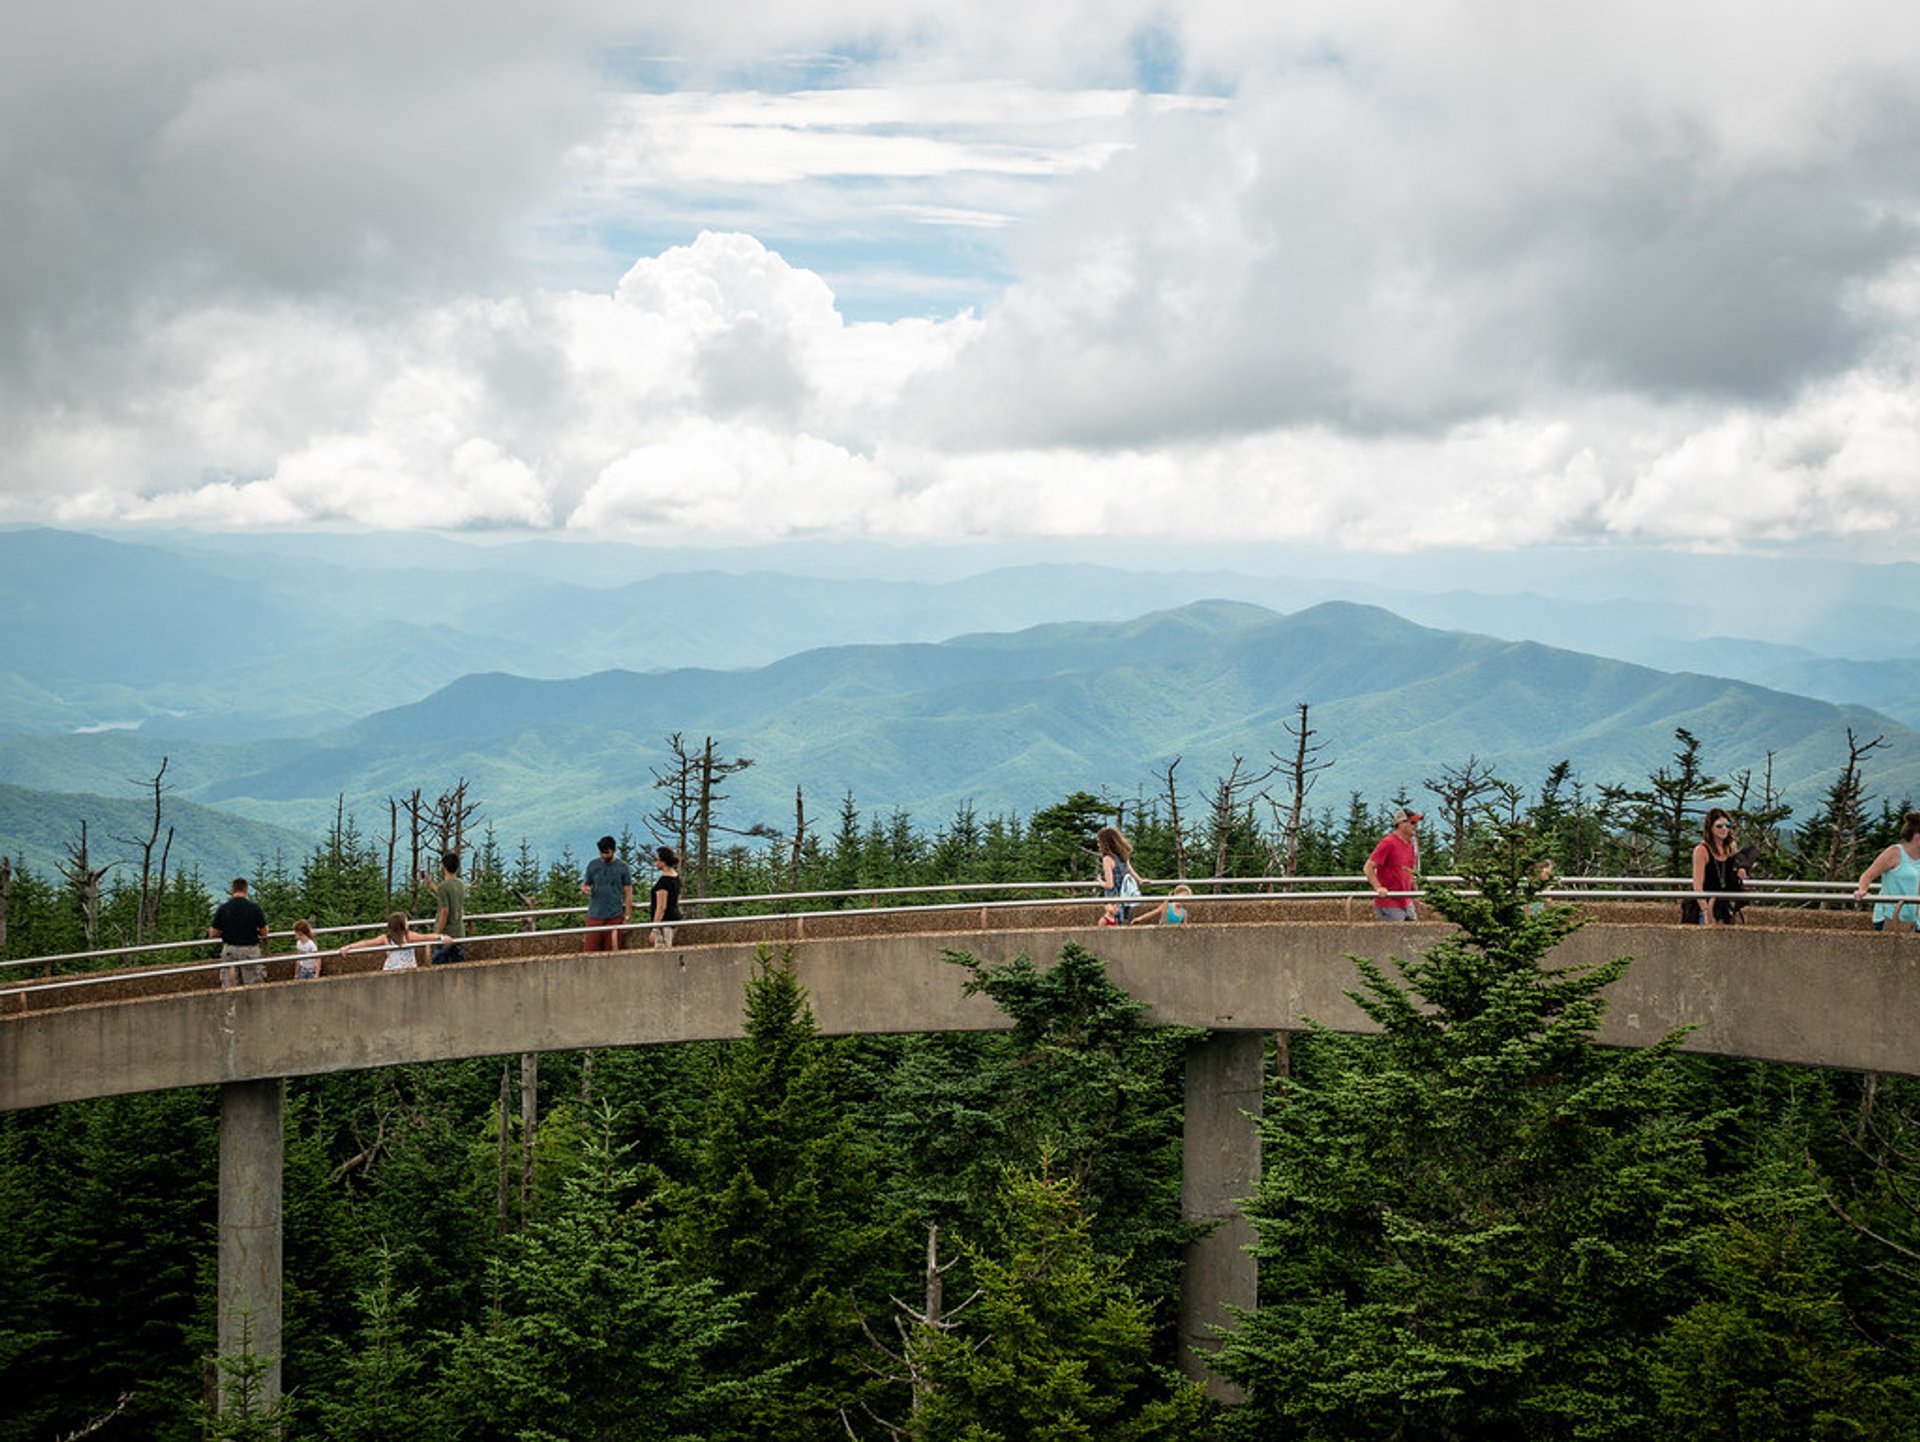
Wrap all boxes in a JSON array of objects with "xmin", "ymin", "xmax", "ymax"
[{"xmin": 1686, "ymin": 808, "xmax": 1746, "ymax": 925}]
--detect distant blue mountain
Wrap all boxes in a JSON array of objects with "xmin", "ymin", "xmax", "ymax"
[
  {"xmin": 8, "ymin": 526, "xmax": 1918, "ymax": 746},
  {"xmin": 2, "ymin": 599, "xmax": 1913, "ymax": 862}
]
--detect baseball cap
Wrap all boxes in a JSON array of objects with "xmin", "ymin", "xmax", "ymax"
[{"xmin": 1392, "ymin": 808, "xmax": 1423, "ymax": 824}]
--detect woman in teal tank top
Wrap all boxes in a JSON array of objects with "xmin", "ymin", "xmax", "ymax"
[{"xmin": 1855, "ymin": 810, "xmax": 1920, "ymax": 930}]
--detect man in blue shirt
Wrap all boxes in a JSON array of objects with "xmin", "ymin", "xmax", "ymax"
[{"xmin": 579, "ymin": 835, "xmax": 632, "ymax": 953}]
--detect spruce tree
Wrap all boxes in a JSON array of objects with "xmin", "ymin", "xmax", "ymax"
[
  {"xmin": 669, "ymin": 947, "xmax": 891, "ymax": 1437},
  {"xmin": 885, "ymin": 942, "xmax": 1200, "ymax": 1365},
  {"xmin": 906, "ymin": 1166, "xmax": 1210, "ymax": 1442},
  {"xmin": 1216, "ymin": 825, "xmax": 1724, "ymax": 1440},
  {"xmin": 438, "ymin": 1110, "xmax": 767, "ymax": 1442}
]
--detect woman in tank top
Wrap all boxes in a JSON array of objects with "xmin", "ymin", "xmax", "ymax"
[
  {"xmin": 1686, "ymin": 808, "xmax": 1746, "ymax": 925},
  {"xmin": 1854, "ymin": 810, "xmax": 1920, "ymax": 931},
  {"xmin": 1096, "ymin": 825, "xmax": 1141, "ymax": 925},
  {"xmin": 343, "ymin": 911, "xmax": 448, "ymax": 970}
]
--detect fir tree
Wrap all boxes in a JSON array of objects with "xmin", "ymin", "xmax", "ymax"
[
  {"xmin": 906, "ymin": 942, "xmax": 1202, "ymax": 1344},
  {"xmin": 438, "ymin": 1110, "xmax": 768, "ymax": 1442},
  {"xmin": 1216, "ymin": 824, "xmax": 1725, "ymax": 1440},
  {"xmin": 307, "ymin": 1246, "xmax": 426, "ymax": 1442},
  {"xmin": 669, "ymin": 947, "xmax": 892, "ymax": 1437},
  {"xmin": 1652, "ymin": 1187, "xmax": 1915, "ymax": 1440},
  {"xmin": 906, "ymin": 1166, "xmax": 1210, "ymax": 1441}
]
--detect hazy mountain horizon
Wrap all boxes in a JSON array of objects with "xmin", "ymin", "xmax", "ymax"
[
  {"xmin": 3, "ymin": 595, "xmax": 1914, "ymax": 875},
  {"xmin": 6, "ymin": 526, "xmax": 1919, "ymax": 745}
]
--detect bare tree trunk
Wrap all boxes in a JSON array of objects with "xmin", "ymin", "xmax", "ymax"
[
  {"xmin": 1857, "ymin": 1072, "xmax": 1880, "ymax": 1143},
  {"xmin": 915, "ymin": 1224, "xmax": 944, "ymax": 1414},
  {"xmin": 1159, "ymin": 757, "xmax": 1188, "ymax": 880},
  {"xmin": 789, "ymin": 786, "xmax": 808, "ymax": 884},
  {"xmin": 1272, "ymin": 703, "xmax": 1333, "ymax": 878},
  {"xmin": 155, "ymin": 827, "xmax": 172, "ymax": 941},
  {"xmin": 385, "ymin": 798, "xmax": 400, "ymax": 910},
  {"xmin": 1205, "ymin": 754, "xmax": 1278, "ymax": 888},
  {"xmin": 496, "ymin": 1062, "xmax": 513, "ymax": 1235},
  {"xmin": 648, "ymin": 732, "xmax": 697, "ymax": 867},
  {"xmin": 1822, "ymin": 729, "xmax": 1889, "ymax": 883},
  {"xmin": 429, "ymin": 778, "xmax": 478, "ymax": 857},
  {"xmin": 404, "ymin": 788, "xmax": 425, "ymax": 904},
  {"xmin": 113, "ymin": 758, "xmax": 173, "ymax": 945},
  {"xmin": 59, "ymin": 820, "xmax": 109, "ymax": 951},
  {"xmin": 697, "ymin": 737, "xmax": 717, "ymax": 898},
  {"xmin": 520, "ymin": 1052, "xmax": 539, "ymax": 1217}
]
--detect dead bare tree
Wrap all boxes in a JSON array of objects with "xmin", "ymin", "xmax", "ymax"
[
  {"xmin": 111, "ymin": 757, "xmax": 175, "ymax": 945},
  {"xmin": 55, "ymin": 1391, "xmax": 131, "ymax": 1440},
  {"xmin": 1204, "ymin": 753, "xmax": 1279, "ymax": 887},
  {"xmin": 406, "ymin": 778, "xmax": 480, "ymax": 862},
  {"xmin": 648, "ymin": 732, "xmax": 698, "ymax": 865},
  {"xmin": 384, "ymin": 796, "xmax": 402, "ymax": 908},
  {"xmin": 789, "ymin": 785, "xmax": 810, "ymax": 884},
  {"xmin": 58, "ymin": 820, "xmax": 112, "ymax": 951},
  {"xmin": 1815, "ymin": 1083, "xmax": 1920, "ymax": 1291},
  {"xmin": 1158, "ymin": 756, "xmax": 1189, "ymax": 880},
  {"xmin": 1268, "ymin": 702, "xmax": 1334, "ymax": 877},
  {"xmin": 496, "ymin": 1061, "xmax": 514, "ymax": 1236},
  {"xmin": 1814, "ymin": 728, "xmax": 1889, "ymax": 883},
  {"xmin": 845, "ymin": 1221, "xmax": 981, "ymax": 1436},
  {"xmin": 1727, "ymin": 751, "xmax": 1792, "ymax": 872},
  {"xmin": 1423, "ymin": 755, "xmax": 1504, "ymax": 870},
  {"xmin": 439, "ymin": 778, "xmax": 479, "ymax": 855},
  {"xmin": 393, "ymin": 780, "xmax": 482, "ymax": 913},
  {"xmin": 648, "ymin": 733, "xmax": 759, "ymax": 897},
  {"xmin": 520, "ymin": 1052, "xmax": 539, "ymax": 1217}
]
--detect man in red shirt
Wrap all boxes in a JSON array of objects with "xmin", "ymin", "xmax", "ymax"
[{"xmin": 1365, "ymin": 808, "xmax": 1422, "ymax": 920}]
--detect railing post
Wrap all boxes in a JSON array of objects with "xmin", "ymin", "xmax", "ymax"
[
  {"xmin": 1180, "ymin": 1030, "xmax": 1263, "ymax": 1399},
  {"xmin": 217, "ymin": 1077, "xmax": 284, "ymax": 1411}
]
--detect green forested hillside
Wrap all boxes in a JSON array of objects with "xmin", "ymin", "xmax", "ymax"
[
  {"xmin": 1, "ymin": 599, "xmax": 1916, "ymax": 859},
  {"xmin": 0, "ymin": 781, "xmax": 322, "ymax": 881}
]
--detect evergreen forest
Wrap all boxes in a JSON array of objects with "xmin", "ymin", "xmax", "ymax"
[{"xmin": 3, "ymin": 730, "xmax": 1918, "ymax": 1440}]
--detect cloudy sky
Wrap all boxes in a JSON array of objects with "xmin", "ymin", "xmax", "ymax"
[{"xmin": 4, "ymin": 0, "xmax": 1919, "ymax": 557}]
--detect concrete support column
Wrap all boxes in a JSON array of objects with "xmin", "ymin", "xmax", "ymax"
[
  {"xmin": 1179, "ymin": 1030, "xmax": 1263, "ymax": 1399},
  {"xmin": 218, "ymin": 1077, "xmax": 284, "ymax": 1409}
]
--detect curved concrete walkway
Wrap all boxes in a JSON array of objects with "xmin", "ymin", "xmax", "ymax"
[{"xmin": 4, "ymin": 912, "xmax": 1914, "ymax": 1112}]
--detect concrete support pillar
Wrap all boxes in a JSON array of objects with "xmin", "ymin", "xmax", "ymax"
[
  {"xmin": 1179, "ymin": 1030, "xmax": 1263, "ymax": 1399},
  {"xmin": 218, "ymin": 1077, "xmax": 284, "ymax": 1409}
]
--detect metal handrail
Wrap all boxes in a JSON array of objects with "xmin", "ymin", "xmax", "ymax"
[
  {"xmin": 0, "ymin": 869, "xmax": 1881, "ymax": 976},
  {"xmin": 8, "ymin": 866, "xmax": 1875, "ymax": 972},
  {"xmin": 0, "ymin": 877, "xmax": 1893, "ymax": 1003}
]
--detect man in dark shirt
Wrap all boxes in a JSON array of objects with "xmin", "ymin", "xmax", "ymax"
[
  {"xmin": 579, "ymin": 835, "xmax": 632, "ymax": 953},
  {"xmin": 209, "ymin": 877, "xmax": 270, "ymax": 987}
]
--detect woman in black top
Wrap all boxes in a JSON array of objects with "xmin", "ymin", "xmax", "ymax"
[
  {"xmin": 1686, "ymin": 808, "xmax": 1746, "ymax": 925},
  {"xmin": 650, "ymin": 846, "xmax": 683, "ymax": 948}
]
